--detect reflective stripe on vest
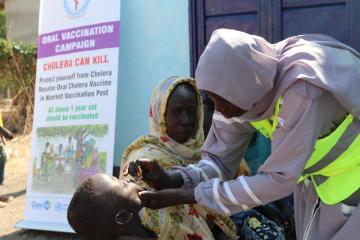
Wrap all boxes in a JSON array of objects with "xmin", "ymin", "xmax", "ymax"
[{"xmin": 250, "ymin": 100, "xmax": 360, "ymax": 205}]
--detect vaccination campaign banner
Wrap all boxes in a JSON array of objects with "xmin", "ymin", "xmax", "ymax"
[{"xmin": 16, "ymin": 0, "xmax": 121, "ymax": 232}]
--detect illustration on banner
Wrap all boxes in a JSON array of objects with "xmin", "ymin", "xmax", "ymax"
[{"xmin": 31, "ymin": 124, "xmax": 108, "ymax": 194}]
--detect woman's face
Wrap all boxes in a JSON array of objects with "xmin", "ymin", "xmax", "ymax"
[
  {"xmin": 165, "ymin": 84, "xmax": 198, "ymax": 143},
  {"xmin": 205, "ymin": 91, "xmax": 246, "ymax": 118}
]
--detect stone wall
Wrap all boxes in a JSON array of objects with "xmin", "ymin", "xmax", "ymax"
[{"xmin": 5, "ymin": 0, "xmax": 39, "ymax": 43}]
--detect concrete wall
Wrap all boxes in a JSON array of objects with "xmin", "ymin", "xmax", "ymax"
[
  {"xmin": 5, "ymin": 0, "xmax": 39, "ymax": 43},
  {"xmin": 114, "ymin": 0, "xmax": 190, "ymax": 166}
]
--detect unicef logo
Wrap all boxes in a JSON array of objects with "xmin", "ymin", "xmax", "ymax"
[
  {"xmin": 64, "ymin": 0, "xmax": 91, "ymax": 18},
  {"xmin": 55, "ymin": 202, "xmax": 69, "ymax": 212},
  {"xmin": 44, "ymin": 200, "xmax": 51, "ymax": 210}
]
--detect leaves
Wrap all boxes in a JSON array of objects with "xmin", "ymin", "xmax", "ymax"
[
  {"xmin": 0, "ymin": 11, "xmax": 6, "ymax": 39},
  {"xmin": 0, "ymin": 31, "xmax": 37, "ymax": 97},
  {"xmin": 0, "ymin": 10, "xmax": 36, "ymax": 133},
  {"xmin": 36, "ymin": 124, "xmax": 108, "ymax": 138}
]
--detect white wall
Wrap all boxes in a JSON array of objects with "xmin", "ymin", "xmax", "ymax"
[
  {"xmin": 5, "ymin": 0, "xmax": 40, "ymax": 43},
  {"xmin": 114, "ymin": 0, "xmax": 191, "ymax": 166}
]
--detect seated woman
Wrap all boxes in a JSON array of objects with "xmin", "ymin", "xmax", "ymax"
[
  {"xmin": 67, "ymin": 173, "xmax": 157, "ymax": 240},
  {"xmin": 120, "ymin": 76, "xmax": 237, "ymax": 239}
]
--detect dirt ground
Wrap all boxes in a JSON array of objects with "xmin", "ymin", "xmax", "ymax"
[{"xmin": 0, "ymin": 134, "xmax": 79, "ymax": 240}]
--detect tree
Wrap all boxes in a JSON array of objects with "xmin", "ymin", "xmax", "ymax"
[
  {"xmin": 36, "ymin": 124, "xmax": 108, "ymax": 150},
  {"xmin": 0, "ymin": 9, "xmax": 37, "ymax": 133}
]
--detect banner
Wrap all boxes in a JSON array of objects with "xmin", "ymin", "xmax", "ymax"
[{"xmin": 16, "ymin": 0, "xmax": 120, "ymax": 232}]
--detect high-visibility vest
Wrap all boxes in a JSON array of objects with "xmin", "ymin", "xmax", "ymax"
[{"xmin": 250, "ymin": 99, "xmax": 360, "ymax": 205}]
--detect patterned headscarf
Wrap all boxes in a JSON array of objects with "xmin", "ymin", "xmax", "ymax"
[
  {"xmin": 121, "ymin": 76, "xmax": 204, "ymax": 170},
  {"xmin": 148, "ymin": 76, "xmax": 204, "ymax": 161}
]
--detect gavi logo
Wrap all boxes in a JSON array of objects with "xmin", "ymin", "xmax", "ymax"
[{"xmin": 31, "ymin": 200, "xmax": 52, "ymax": 211}]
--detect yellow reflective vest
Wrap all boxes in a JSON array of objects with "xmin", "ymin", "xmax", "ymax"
[{"xmin": 250, "ymin": 99, "xmax": 360, "ymax": 205}]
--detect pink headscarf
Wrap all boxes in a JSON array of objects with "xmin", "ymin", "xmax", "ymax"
[{"xmin": 195, "ymin": 29, "xmax": 360, "ymax": 121}]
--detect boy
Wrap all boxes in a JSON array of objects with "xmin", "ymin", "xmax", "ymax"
[
  {"xmin": 68, "ymin": 173, "xmax": 156, "ymax": 240},
  {"xmin": 68, "ymin": 173, "xmax": 236, "ymax": 239}
]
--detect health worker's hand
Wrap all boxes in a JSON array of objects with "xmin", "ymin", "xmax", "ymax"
[
  {"xmin": 139, "ymin": 188, "xmax": 196, "ymax": 209},
  {"xmin": 124, "ymin": 158, "xmax": 183, "ymax": 190}
]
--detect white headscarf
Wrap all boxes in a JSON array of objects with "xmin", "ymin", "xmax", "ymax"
[{"xmin": 196, "ymin": 29, "xmax": 360, "ymax": 121}]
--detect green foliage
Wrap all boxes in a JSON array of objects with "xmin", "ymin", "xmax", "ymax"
[
  {"xmin": 0, "ymin": 39, "xmax": 37, "ymax": 97},
  {"xmin": 99, "ymin": 151, "xmax": 107, "ymax": 172},
  {"xmin": 0, "ymin": 9, "xmax": 36, "ymax": 98},
  {"xmin": 36, "ymin": 124, "xmax": 108, "ymax": 138},
  {"xmin": 0, "ymin": 10, "xmax": 6, "ymax": 39},
  {"xmin": 0, "ymin": 10, "xmax": 37, "ymax": 133}
]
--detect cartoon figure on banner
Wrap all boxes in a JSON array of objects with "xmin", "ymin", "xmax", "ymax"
[
  {"xmin": 41, "ymin": 142, "xmax": 50, "ymax": 182},
  {"xmin": 76, "ymin": 138, "xmax": 101, "ymax": 185},
  {"xmin": 66, "ymin": 136, "xmax": 74, "ymax": 158},
  {"xmin": 55, "ymin": 143, "xmax": 65, "ymax": 176},
  {"xmin": 48, "ymin": 144, "xmax": 57, "ymax": 177}
]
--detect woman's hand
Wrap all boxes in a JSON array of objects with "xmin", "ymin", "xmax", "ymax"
[
  {"xmin": 139, "ymin": 188, "xmax": 196, "ymax": 209},
  {"xmin": 124, "ymin": 158, "xmax": 183, "ymax": 190}
]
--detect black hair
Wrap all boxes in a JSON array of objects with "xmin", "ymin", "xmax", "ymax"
[
  {"xmin": 173, "ymin": 82, "xmax": 198, "ymax": 99},
  {"xmin": 67, "ymin": 178, "xmax": 117, "ymax": 240},
  {"xmin": 165, "ymin": 82, "xmax": 199, "ymax": 116}
]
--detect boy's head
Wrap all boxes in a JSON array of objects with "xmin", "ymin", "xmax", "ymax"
[{"xmin": 67, "ymin": 174, "xmax": 143, "ymax": 240}]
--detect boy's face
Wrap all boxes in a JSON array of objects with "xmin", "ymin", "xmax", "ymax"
[
  {"xmin": 68, "ymin": 174, "xmax": 145, "ymax": 239},
  {"xmin": 93, "ymin": 174, "xmax": 143, "ymax": 214}
]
